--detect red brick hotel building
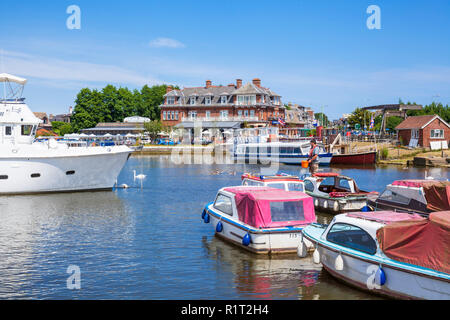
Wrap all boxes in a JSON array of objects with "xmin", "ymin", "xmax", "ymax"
[{"xmin": 160, "ymin": 78, "xmax": 284, "ymax": 129}]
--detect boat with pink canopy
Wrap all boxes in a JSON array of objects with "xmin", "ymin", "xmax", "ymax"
[{"xmin": 202, "ymin": 186, "xmax": 317, "ymax": 254}]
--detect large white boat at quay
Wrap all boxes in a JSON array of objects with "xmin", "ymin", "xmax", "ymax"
[{"xmin": 0, "ymin": 73, "xmax": 132, "ymax": 195}]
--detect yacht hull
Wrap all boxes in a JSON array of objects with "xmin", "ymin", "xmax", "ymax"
[{"xmin": 0, "ymin": 149, "xmax": 131, "ymax": 194}]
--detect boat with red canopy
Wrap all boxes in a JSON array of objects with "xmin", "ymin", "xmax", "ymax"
[
  {"xmin": 301, "ymin": 210, "xmax": 450, "ymax": 299},
  {"xmin": 202, "ymin": 186, "xmax": 316, "ymax": 254}
]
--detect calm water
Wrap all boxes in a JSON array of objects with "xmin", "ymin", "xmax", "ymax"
[{"xmin": 0, "ymin": 156, "xmax": 447, "ymax": 299}]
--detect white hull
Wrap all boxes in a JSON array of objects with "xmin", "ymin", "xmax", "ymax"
[
  {"xmin": 0, "ymin": 146, "xmax": 131, "ymax": 194},
  {"xmin": 206, "ymin": 205, "xmax": 312, "ymax": 254},
  {"xmin": 235, "ymin": 154, "xmax": 333, "ymax": 165},
  {"xmin": 308, "ymin": 237, "xmax": 450, "ymax": 300}
]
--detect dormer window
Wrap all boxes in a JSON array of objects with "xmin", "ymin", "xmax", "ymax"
[
  {"xmin": 167, "ymin": 97, "xmax": 175, "ymax": 105},
  {"xmin": 190, "ymin": 97, "xmax": 196, "ymax": 105},
  {"xmin": 221, "ymin": 96, "xmax": 227, "ymax": 104},
  {"xmin": 205, "ymin": 96, "xmax": 211, "ymax": 105}
]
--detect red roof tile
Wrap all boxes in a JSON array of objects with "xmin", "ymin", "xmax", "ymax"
[{"xmin": 395, "ymin": 115, "xmax": 446, "ymax": 130}]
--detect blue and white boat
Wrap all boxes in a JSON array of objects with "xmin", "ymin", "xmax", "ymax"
[
  {"xmin": 300, "ymin": 211, "xmax": 450, "ymax": 300},
  {"xmin": 234, "ymin": 142, "xmax": 333, "ymax": 165}
]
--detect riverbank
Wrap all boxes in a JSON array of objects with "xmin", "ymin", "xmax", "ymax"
[{"xmin": 378, "ymin": 149, "xmax": 450, "ymax": 167}]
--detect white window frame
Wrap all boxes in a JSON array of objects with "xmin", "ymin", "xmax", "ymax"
[
  {"xmin": 167, "ymin": 97, "xmax": 175, "ymax": 105},
  {"xmin": 163, "ymin": 111, "xmax": 166, "ymax": 120},
  {"xmin": 205, "ymin": 96, "xmax": 211, "ymax": 105},
  {"xmin": 430, "ymin": 129, "xmax": 444, "ymax": 139},
  {"xmin": 190, "ymin": 97, "xmax": 196, "ymax": 105},
  {"xmin": 221, "ymin": 96, "xmax": 227, "ymax": 104},
  {"xmin": 205, "ymin": 111, "xmax": 211, "ymax": 119},
  {"xmin": 220, "ymin": 110, "xmax": 229, "ymax": 120},
  {"xmin": 189, "ymin": 111, "xmax": 197, "ymax": 120},
  {"xmin": 237, "ymin": 95, "xmax": 256, "ymax": 106},
  {"xmin": 175, "ymin": 111, "xmax": 179, "ymax": 120},
  {"xmin": 250, "ymin": 110, "xmax": 255, "ymax": 117},
  {"xmin": 411, "ymin": 129, "xmax": 419, "ymax": 139}
]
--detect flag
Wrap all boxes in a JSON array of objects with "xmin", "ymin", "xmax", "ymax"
[
  {"xmin": 369, "ymin": 114, "xmax": 374, "ymax": 129},
  {"xmin": 313, "ymin": 119, "xmax": 318, "ymax": 127},
  {"xmin": 278, "ymin": 118, "xmax": 286, "ymax": 126}
]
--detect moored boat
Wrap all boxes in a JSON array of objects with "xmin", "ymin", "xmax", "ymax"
[
  {"xmin": 241, "ymin": 173, "xmax": 305, "ymax": 192},
  {"xmin": 234, "ymin": 142, "xmax": 333, "ymax": 165},
  {"xmin": 330, "ymin": 151, "xmax": 377, "ymax": 165},
  {"xmin": 303, "ymin": 173, "xmax": 378, "ymax": 214},
  {"xmin": 0, "ymin": 73, "xmax": 132, "ymax": 194},
  {"xmin": 301, "ymin": 211, "xmax": 450, "ymax": 300},
  {"xmin": 367, "ymin": 179, "xmax": 450, "ymax": 216},
  {"xmin": 202, "ymin": 186, "xmax": 316, "ymax": 254}
]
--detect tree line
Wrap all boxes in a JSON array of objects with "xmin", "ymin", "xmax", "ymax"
[{"xmin": 57, "ymin": 84, "xmax": 176, "ymax": 134}]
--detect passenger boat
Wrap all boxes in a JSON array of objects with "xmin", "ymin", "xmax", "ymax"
[
  {"xmin": 202, "ymin": 186, "xmax": 316, "ymax": 254},
  {"xmin": 241, "ymin": 173, "xmax": 305, "ymax": 192},
  {"xmin": 330, "ymin": 151, "xmax": 377, "ymax": 165},
  {"xmin": 234, "ymin": 142, "xmax": 333, "ymax": 165},
  {"xmin": 301, "ymin": 211, "xmax": 450, "ymax": 300},
  {"xmin": 367, "ymin": 179, "xmax": 450, "ymax": 216},
  {"xmin": 0, "ymin": 73, "xmax": 132, "ymax": 194},
  {"xmin": 303, "ymin": 173, "xmax": 378, "ymax": 214}
]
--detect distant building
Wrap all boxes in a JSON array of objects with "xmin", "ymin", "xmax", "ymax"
[
  {"xmin": 50, "ymin": 106, "xmax": 73, "ymax": 123},
  {"xmin": 285, "ymin": 104, "xmax": 315, "ymax": 128},
  {"xmin": 396, "ymin": 115, "xmax": 450, "ymax": 149},
  {"xmin": 33, "ymin": 112, "xmax": 52, "ymax": 130},
  {"xmin": 160, "ymin": 78, "xmax": 284, "ymax": 130},
  {"xmin": 124, "ymin": 116, "xmax": 150, "ymax": 123},
  {"xmin": 80, "ymin": 121, "xmax": 146, "ymax": 136}
]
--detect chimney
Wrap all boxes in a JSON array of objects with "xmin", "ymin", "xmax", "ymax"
[
  {"xmin": 236, "ymin": 79, "xmax": 242, "ymax": 89},
  {"xmin": 252, "ymin": 78, "xmax": 261, "ymax": 87},
  {"xmin": 205, "ymin": 80, "xmax": 212, "ymax": 88},
  {"xmin": 166, "ymin": 85, "xmax": 173, "ymax": 94},
  {"xmin": 228, "ymin": 83, "xmax": 235, "ymax": 87},
  {"xmin": 69, "ymin": 106, "xmax": 73, "ymax": 114}
]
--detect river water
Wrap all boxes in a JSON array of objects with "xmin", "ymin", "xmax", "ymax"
[{"xmin": 0, "ymin": 155, "xmax": 447, "ymax": 299}]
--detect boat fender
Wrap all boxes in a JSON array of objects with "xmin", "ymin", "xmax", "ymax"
[
  {"xmin": 314, "ymin": 199, "xmax": 319, "ymax": 207},
  {"xmin": 361, "ymin": 206, "xmax": 370, "ymax": 212},
  {"xmin": 242, "ymin": 233, "xmax": 251, "ymax": 246},
  {"xmin": 297, "ymin": 240, "xmax": 308, "ymax": 258},
  {"xmin": 203, "ymin": 213, "xmax": 210, "ymax": 224},
  {"xmin": 335, "ymin": 253, "xmax": 344, "ymax": 271},
  {"xmin": 201, "ymin": 209, "xmax": 207, "ymax": 220},
  {"xmin": 313, "ymin": 247, "xmax": 320, "ymax": 264},
  {"xmin": 333, "ymin": 201, "xmax": 339, "ymax": 212},
  {"xmin": 323, "ymin": 200, "xmax": 328, "ymax": 209},
  {"xmin": 216, "ymin": 221, "xmax": 223, "ymax": 233},
  {"xmin": 375, "ymin": 266, "xmax": 386, "ymax": 286}
]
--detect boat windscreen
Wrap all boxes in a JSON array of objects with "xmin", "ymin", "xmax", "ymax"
[
  {"xmin": 270, "ymin": 201, "xmax": 305, "ymax": 222},
  {"xmin": 266, "ymin": 182, "xmax": 286, "ymax": 190}
]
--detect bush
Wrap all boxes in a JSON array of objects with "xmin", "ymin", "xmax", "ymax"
[{"xmin": 380, "ymin": 147, "xmax": 389, "ymax": 160}]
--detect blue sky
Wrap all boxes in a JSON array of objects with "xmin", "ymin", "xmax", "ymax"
[{"xmin": 1, "ymin": 0, "xmax": 449, "ymax": 119}]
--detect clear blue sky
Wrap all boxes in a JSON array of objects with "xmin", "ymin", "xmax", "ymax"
[{"xmin": 1, "ymin": 0, "xmax": 449, "ymax": 119}]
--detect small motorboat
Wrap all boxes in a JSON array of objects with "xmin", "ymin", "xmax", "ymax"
[
  {"xmin": 303, "ymin": 173, "xmax": 378, "ymax": 214},
  {"xmin": 367, "ymin": 179, "xmax": 450, "ymax": 216},
  {"xmin": 300, "ymin": 211, "xmax": 450, "ymax": 300},
  {"xmin": 202, "ymin": 186, "xmax": 316, "ymax": 254},
  {"xmin": 241, "ymin": 173, "xmax": 305, "ymax": 192}
]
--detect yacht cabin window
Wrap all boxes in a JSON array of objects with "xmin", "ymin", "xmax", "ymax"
[
  {"xmin": 21, "ymin": 125, "xmax": 33, "ymax": 136},
  {"xmin": 5, "ymin": 126, "xmax": 12, "ymax": 135},
  {"xmin": 214, "ymin": 194, "xmax": 233, "ymax": 216}
]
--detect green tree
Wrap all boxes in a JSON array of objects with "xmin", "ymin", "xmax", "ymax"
[
  {"xmin": 144, "ymin": 120, "xmax": 164, "ymax": 141},
  {"xmin": 51, "ymin": 121, "xmax": 73, "ymax": 136},
  {"xmin": 386, "ymin": 116, "xmax": 404, "ymax": 131},
  {"xmin": 348, "ymin": 108, "xmax": 373, "ymax": 129},
  {"xmin": 314, "ymin": 113, "xmax": 329, "ymax": 127}
]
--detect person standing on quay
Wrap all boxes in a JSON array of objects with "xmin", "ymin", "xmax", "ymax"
[{"xmin": 307, "ymin": 139, "xmax": 320, "ymax": 175}]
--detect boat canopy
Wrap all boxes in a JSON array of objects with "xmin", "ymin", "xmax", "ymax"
[
  {"xmin": 392, "ymin": 180, "xmax": 450, "ymax": 212},
  {"xmin": 0, "ymin": 73, "xmax": 27, "ymax": 85},
  {"xmin": 224, "ymin": 187, "xmax": 315, "ymax": 228},
  {"xmin": 376, "ymin": 211, "xmax": 450, "ymax": 274}
]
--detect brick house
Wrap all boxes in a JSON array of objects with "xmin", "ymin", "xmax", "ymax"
[
  {"xmin": 395, "ymin": 115, "xmax": 450, "ymax": 149},
  {"xmin": 160, "ymin": 78, "xmax": 284, "ymax": 130}
]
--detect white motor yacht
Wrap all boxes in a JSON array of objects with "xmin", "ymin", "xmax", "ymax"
[{"xmin": 0, "ymin": 73, "xmax": 132, "ymax": 194}]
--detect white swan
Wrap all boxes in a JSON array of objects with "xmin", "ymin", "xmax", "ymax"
[{"xmin": 133, "ymin": 170, "xmax": 146, "ymax": 190}]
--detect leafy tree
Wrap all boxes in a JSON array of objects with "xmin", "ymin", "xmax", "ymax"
[
  {"xmin": 348, "ymin": 108, "xmax": 373, "ymax": 129},
  {"xmin": 406, "ymin": 102, "xmax": 450, "ymax": 123},
  {"xmin": 51, "ymin": 121, "xmax": 73, "ymax": 136},
  {"xmin": 314, "ymin": 113, "xmax": 329, "ymax": 127},
  {"xmin": 144, "ymin": 120, "xmax": 164, "ymax": 141},
  {"xmin": 386, "ymin": 116, "xmax": 404, "ymax": 131}
]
